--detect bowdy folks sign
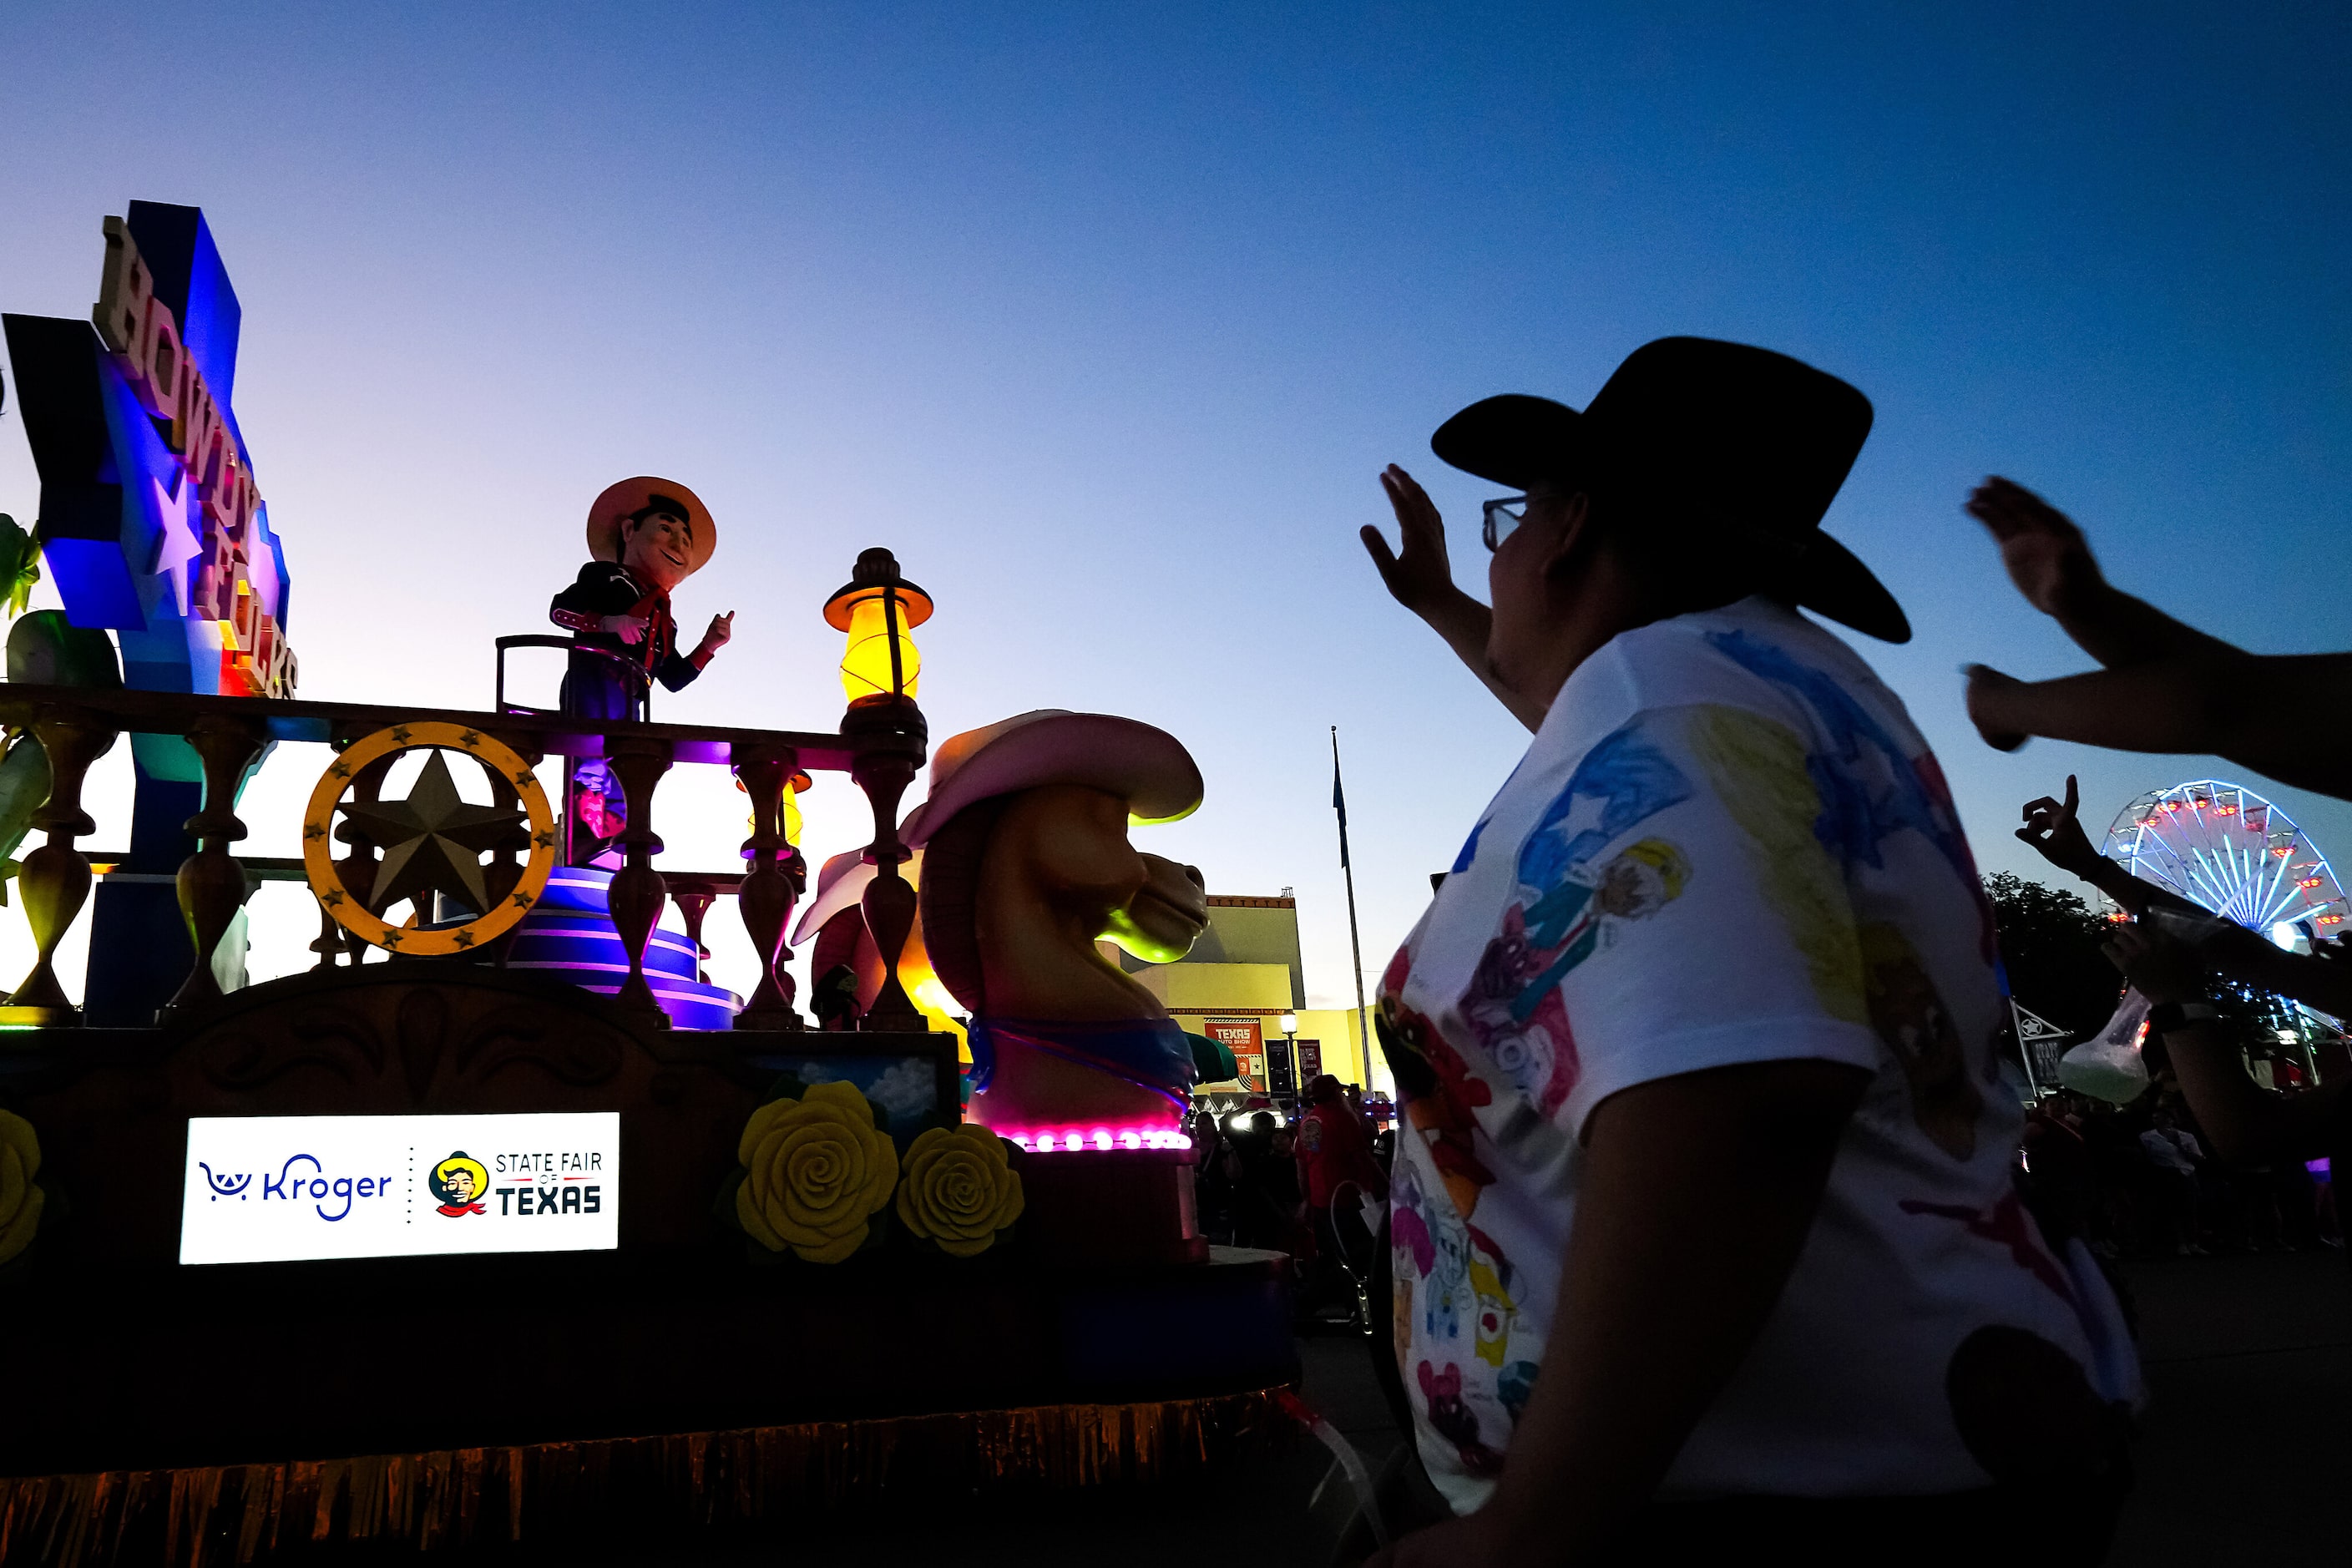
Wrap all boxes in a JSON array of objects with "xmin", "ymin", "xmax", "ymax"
[{"xmin": 180, "ymin": 1113, "xmax": 620, "ymax": 1265}]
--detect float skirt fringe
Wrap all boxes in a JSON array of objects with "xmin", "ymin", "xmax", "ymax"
[{"xmin": 0, "ymin": 1387, "xmax": 1287, "ymax": 1566}]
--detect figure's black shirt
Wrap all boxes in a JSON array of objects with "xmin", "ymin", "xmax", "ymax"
[{"xmin": 550, "ymin": 560, "xmax": 703, "ymax": 693}]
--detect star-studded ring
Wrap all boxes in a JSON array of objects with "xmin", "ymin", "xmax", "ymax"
[{"xmin": 302, "ymin": 722, "xmax": 558, "ymax": 958}]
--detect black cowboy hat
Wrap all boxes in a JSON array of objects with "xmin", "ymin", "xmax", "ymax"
[{"xmin": 1430, "ymin": 336, "xmax": 1908, "ymax": 642}]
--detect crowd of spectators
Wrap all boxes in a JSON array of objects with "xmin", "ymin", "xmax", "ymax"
[
  {"xmin": 1191, "ymin": 1077, "xmax": 1393, "ymax": 1323},
  {"xmin": 2021, "ymin": 1086, "xmax": 2338, "ymax": 1262}
]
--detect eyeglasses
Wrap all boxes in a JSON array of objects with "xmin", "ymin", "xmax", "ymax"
[{"xmin": 1482, "ymin": 496, "xmax": 1530, "ymax": 552}]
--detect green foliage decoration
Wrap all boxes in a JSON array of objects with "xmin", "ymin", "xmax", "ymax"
[{"xmin": 0, "ymin": 517, "xmax": 38, "ymax": 622}]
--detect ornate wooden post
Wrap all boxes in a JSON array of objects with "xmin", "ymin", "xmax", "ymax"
[
  {"xmin": 0, "ymin": 708, "xmax": 119, "ymax": 1025},
  {"xmin": 852, "ymin": 746, "xmax": 926, "ymax": 1033},
  {"xmin": 671, "ymin": 891, "xmax": 716, "ymax": 983},
  {"xmin": 733, "ymin": 745, "xmax": 802, "ymax": 1029},
  {"xmin": 328, "ymin": 751, "xmax": 394, "ymax": 965},
  {"xmin": 166, "ymin": 716, "xmax": 268, "ymax": 1014},
  {"xmin": 604, "ymin": 737, "xmax": 671, "ymax": 1024}
]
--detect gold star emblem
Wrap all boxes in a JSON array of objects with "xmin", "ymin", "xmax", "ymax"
[
  {"xmin": 323, "ymin": 889, "xmax": 346, "ymax": 908},
  {"xmin": 513, "ymin": 768, "xmax": 535, "ymax": 787},
  {"xmin": 453, "ymin": 928, "xmax": 477, "ymax": 948},
  {"xmin": 382, "ymin": 929, "xmax": 404, "ymax": 948},
  {"xmin": 533, "ymin": 831, "xmax": 556, "ymax": 848},
  {"xmin": 304, "ymin": 823, "xmax": 326, "ymax": 841},
  {"xmin": 391, "ymin": 726, "xmax": 412, "ymax": 745},
  {"xmin": 331, "ymin": 761, "xmax": 352, "ymax": 779},
  {"xmin": 511, "ymin": 892, "xmax": 534, "ymax": 908},
  {"xmin": 459, "ymin": 730, "xmax": 481, "ymax": 747}
]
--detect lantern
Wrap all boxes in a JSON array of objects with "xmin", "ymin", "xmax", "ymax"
[{"xmin": 823, "ymin": 549, "xmax": 933, "ymax": 709}]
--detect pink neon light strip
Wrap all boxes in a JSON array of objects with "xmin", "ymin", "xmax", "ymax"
[{"xmin": 999, "ymin": 1127, "xmax": 1194, "ymax": 1153}]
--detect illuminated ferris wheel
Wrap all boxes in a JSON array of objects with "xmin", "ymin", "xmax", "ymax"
[{"xmin": 2102, "ymin": 781, "xmax": 2349, "ymax": 945}]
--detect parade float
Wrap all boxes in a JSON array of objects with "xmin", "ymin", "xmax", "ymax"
[{"xmin": 0, "ymin": 205, "xmax": 1295, "ymax": 1565}]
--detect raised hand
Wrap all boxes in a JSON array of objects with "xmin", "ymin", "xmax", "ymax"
[
  {"xmin": 701, "ymin": 610, "xmax": 736, "ymax": 655},
  {"xmin": 1965, "ymin": 477, "xmax": 2107, "ymax": 621},
  {"xmin": 1964, "ymin": 664, "xmax": 2030, "ymax": 752},
  {"xmin": 1363, "ymin": 465, "xmax": 1457, "ymax": 613},
  {"xmin": 2016, "ymin": 775, "xmax": 2102, "ymax": 875}
]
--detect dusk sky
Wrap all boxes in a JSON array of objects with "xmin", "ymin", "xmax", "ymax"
[{"xmin": 3, "ymin": 3, "xmax": 2346, "ymax": 1026}]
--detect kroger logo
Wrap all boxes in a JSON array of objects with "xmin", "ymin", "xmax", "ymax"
[{"xmin": 199, "ymin": 1155, "xmax": 396, "ymax": 1222}]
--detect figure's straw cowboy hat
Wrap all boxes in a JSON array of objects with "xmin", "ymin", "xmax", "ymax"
[
  {"xmin": 585, "ymin": 477, "xmax": 717, "ymax": 574},
  {"xmin": 898, "ymin": 711, "xmax": 1203, "ymax": 849},
  {"xmin": 1431, "ymin": 336, "xmax": 1907, "ymax": 642},
  {"xmin": 898, "ymin": 711, "xmax": 1203, "ymax": 1016}
]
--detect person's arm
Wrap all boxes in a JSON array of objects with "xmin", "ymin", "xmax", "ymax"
[
  {"xmin": 2102, "ymin": 923, "xmax": 2346, "ymax": 1166},
  {"xmin": 1965, "ymin": 478, "xmax": 2242, "ymax": 667},
  {"xmin": 1969, "ymin": 655, "xmax": 2352, "ymax": 797},
  {"xmin": 2202, "ymin": 935, "xmax": 2352, "ymax": 1019},
  {"xmin": 1363, "ymin": 465, "xmax": 1547, "ymax": 732},
  {"xmin": 1370, "ymin": 1059, "xmax": 1867, "ymax": 1567}
]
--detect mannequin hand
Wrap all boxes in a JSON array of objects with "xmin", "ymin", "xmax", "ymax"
[
  {"xmin": 701, "ymin": 610, "xmax": 736, "ymax": 655},
  {"xmin": 1965, "ymin": 477, "xmax": 2107, "ymax": 621},
  {"xmin": 1363, "ymin": 465, "xmax": 1457, "ymax": 614},
  {"xmin": 601, "ymin": 613, "xmax": 649, "ymax": 645},
  {"xmin": 2017, "ymin": 776, "xmax": 2103, "ymax": 877}
]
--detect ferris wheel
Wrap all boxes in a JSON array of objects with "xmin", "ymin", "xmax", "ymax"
[{"xmin": 2102, "ymin": 780, "xmax": 2349, "ymax": 944}]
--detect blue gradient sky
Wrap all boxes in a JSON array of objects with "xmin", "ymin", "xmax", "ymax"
[{"xmin": 3, "ymin": 3, "xmax": 2347, "ymax": 1016}]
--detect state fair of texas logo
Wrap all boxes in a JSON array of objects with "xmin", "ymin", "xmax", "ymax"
[{"xmin": 427, "ymin": 1151, "xmax": 489, "ymax": 1217}]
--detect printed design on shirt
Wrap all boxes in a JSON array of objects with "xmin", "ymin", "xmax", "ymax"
[
  {"xmin": 1859, "ymin": 922, "xmax": 1983, "ymax": 1158},
  {"xmin": 1378, "ymin": 945, "xmax": 1496, "ymax": 1219},
  {"xmin": 1467, "ymin": 1223, "xmax": 1517, "ymax": 1369},
  {"xmin": 1416, "ymin": 1360, "xmax": 1506, "ymax": 1477},
  {"xmin": 1450, "ymin": 817, "xmax": 1488, "ymax": 875},
  {"xmin": 1687, "ymin": 705, "xmax": 1867, "ymax": 1022},
  {"xmin": 1497, "ymin": 1360, "xmax": 1540, "ymax": 1427},
  {"xmin": 1705, "ymin": 630, "xmax": 1997, "ymax": 965},
  {"xmin": 1515, "ymin": 721, "xmax": 1692, "ymax": 893},
  {"xmin": 1897, "ymin": 1191, "xmax": 2077, "ymax": 1308},
  {"xmin": 1944, "ymin": 1326, "xmax": 2117, "ymax": 1486},
  {"xmin": 1459, "ymin": 837, "xmax": 1690, "ymax": 1116}
]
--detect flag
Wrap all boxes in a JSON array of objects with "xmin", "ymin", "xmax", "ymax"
[{"xmin": 1332, "ymin": 752, "xmax": 1349, "ymax": 867}]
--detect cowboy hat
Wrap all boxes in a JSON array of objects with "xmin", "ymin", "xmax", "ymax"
[
  {"xmin": 900, "ymin": 711, "xmax": 1202, "ymax": 1015},
  {"xmin": 898, "ymin": 711, "xmax": 1203, "ymax": 849},
  {"xmin": 1429, "ymin": 336, "xmax": 1907, "ymax": 642},
  {"xmin": 585, "ymin": 476, "xmax": 717, "ymax": 574}
]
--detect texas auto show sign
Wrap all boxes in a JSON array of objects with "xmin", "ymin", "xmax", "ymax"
[{"xmin": 179, "ymin": 1113, "xmax": 620, "ymax": 1264}]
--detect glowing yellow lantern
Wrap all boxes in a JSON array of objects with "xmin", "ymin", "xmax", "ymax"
[{"xmin": 823, "ymin": 548, "xmax": 933, "ymax": 709}]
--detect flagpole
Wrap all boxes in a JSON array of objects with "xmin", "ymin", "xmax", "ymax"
[{"xmin": 1332, "ymin": 726, "xmax": 1373, "ymax": 1090}]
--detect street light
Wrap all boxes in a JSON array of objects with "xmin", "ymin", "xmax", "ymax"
[{"xmin": 1280, "ymin": 1009, "xmax": 1300, "ymax": 1112}]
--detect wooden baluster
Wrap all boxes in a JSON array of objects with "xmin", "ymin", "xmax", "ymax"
[
  {"xmin": 307, "ymin": 898, "xmax": 345, "ymax": 971},
  {"xmin": 733, "ymin": 746, "xmax": 802, "ymax": 1030},
  {"xmin": 165, "ymin": 717, "xmax": 267, "ymax": 1014},
  {"xmin": 603, "ymin": 738, "xmax": 671, "ymax": 1024},
  {"xmin": 853, "ymin": 748, "xmax": 926, "ymax": 1032},
  {"xmin": 332, "ymin": 752, "xmax": 395, "ymax": 964},
  {"xmin": 481, "ymin": 743, "xmax": 543, "ymax": 969},
  {"xmin": 1, "ymin": 709, "xmax": 119, "ymax": 1024},
  {"xmin": 671, "ymin": 889, "xmax": 716, "ymax": 984}
]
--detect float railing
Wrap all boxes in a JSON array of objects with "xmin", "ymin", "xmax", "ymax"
[{"xmin": 0, "ymin": 684, "xmax": 928, "ymax": 1034}]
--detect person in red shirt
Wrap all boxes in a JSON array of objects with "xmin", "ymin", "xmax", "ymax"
[{"xmin": 1297, "ymin": 1075, "xmax": 1388, "ymax": 1314}]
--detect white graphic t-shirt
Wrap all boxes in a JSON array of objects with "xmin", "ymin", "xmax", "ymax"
[{"xmin": 1380, "ymin": 597, "xmax": 2137, "ymax": 1514}]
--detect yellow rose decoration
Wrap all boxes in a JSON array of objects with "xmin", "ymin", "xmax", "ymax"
[
  {"xmin": 735, "ymin": 1081, "xmax": 899, "ymax": 1263},
  {"xmin": 894, "ymin": 1125, "xmax": 1024, "ymax": 1257},
  {"xmin": 0, "ymin": 1110, "xmax": 44, "ymax": 1266}
]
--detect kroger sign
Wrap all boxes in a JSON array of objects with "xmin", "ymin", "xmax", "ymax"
[{"xmin": 179, "ymin": 1113, "xmax": 620, "ymax": 1265}]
